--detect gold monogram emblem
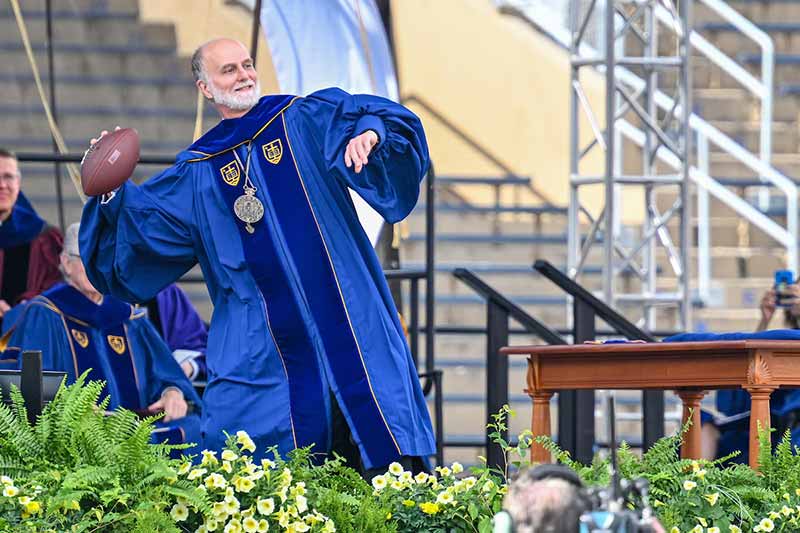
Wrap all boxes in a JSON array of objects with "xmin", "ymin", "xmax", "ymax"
[
  {"xmin": 70, "ymin": 329, "xmax": 89, "ymax": 348},
  {"xmin": 262, "ymin": 139, "xmax": 283, "ymax": 165},
  {"xmin": 220, "ymin": 160, "xmax": 240, "ymax": 186},
  {"xmin": 107, "ymin": 335, "xmax": 126, "ymax": 355}
]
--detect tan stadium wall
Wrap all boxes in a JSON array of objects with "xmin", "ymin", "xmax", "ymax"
[{"xmin": 391, "ymin": 0, "xmax": 645, "ymax": 222}]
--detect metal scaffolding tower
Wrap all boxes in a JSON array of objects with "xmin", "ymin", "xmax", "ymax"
[{"xmin": 568, "ymin": 0, "xmax": 692, "ymax": 332}]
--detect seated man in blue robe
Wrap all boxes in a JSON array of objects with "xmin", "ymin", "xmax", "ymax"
[
  {"xmin": 2, "ymin": 223, "xmax": 202, "ymax": 455},
  {"xmin": 666, "ymin": 330, "xmax": 800, "ymax": 462},
  {"xmin": 79, "ymin": 38, "xmax": 435, "ymax": 476}
]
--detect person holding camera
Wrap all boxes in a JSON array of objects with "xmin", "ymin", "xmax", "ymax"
[{"xmin": 756, "ymin": 270, "xmax": 800, "ymax": 331}]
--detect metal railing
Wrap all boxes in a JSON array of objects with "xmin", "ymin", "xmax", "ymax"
[
  {"xmin": 501, "ymin": 0, "xmax": 796, "ymax": 308},
  {"xmin": 533, "ymin": 259, "xmax": 663, "ymax": 462},
  {"xmin": 452, "ymin": 267, "xmax": 566, "ymax": 470}
]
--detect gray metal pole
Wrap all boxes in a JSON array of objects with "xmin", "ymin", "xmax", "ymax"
[
  {"xmin": 603, "ymin": 0, "xmax": 616, "ymax": 306},
  {"xmin": 679, "ymin": 0, "xmax": 693, "ymax": 331}
]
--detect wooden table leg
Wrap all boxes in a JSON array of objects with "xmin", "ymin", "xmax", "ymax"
[
  {"xmin": 676, "ymin": 390, "xmax": 706, "ymax": 460},
  {"xmin": 531, "ymin": 391, "xmax": 554, "ymax": 464},
  {"xmin": 745, "ymin": 386, "xmax": 775, "ymax": 472}
]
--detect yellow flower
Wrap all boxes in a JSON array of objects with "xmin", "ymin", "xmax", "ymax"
[
  {"xmin": 68, "ymin": 500, "xmax": 80, "ymax": 511},
  {"xmin": 296, "ymin": 494, "xmax": 308, "ymax": 514},
  {"xmin": 281, "ymin": 468, "xmax": 293, "ymax": 486},
  {"xmin": 796, "ymin": 488, "xmax": 800, "ymax": 497},
  {"xmin": 769, "ymin": 511, "xmax": 780, "ymax": 520},
  {"xmin": 782, "ymin": 505, "xmax": 794, "ymax": 516},
  {"xmin": 222, "ymin": 450, "xmax": 238, "ymax": 462},
  {"xmin": 691, "ymin": 460, "xmax": 701, "ymax": 472},
  {"xmin": 234, "ymin": 476, "xmax": 255, "ymax": 493},
  {"xmin": 399, "ymin": 471, "xmax": 413, "ymax": 484},
  {"xmin": 257, "ymin": 498, "xmax": 274, "ymax": 516},
  {"xmin": 451, "ymin": 462, "xmax": 464, "ymax": 474},
  {"xmin": 236, "ymin": 431, "xmax": 257, "ymax": 453},
  {"xmin": 755, "ymin": 518, "xmax": 775, "ymax": 532},
  {"xmin": 201, "ymin": 450, "xmax": 219, "ymax": 465},
  {"xmin": 693, "ymin": 469, "xmax": 706, "ymax": 480},
  {"xmin": 682, "ymin": 480, "xmax": 697, "ymax": 491},
  {"xmin": 206, "ymin": 518, "xmax": 220, "ymax": 531},
  {"xmin": 435, "ymin": 466, "xmax": 452, "ymax": 477},
  {"xmin": 371, "ymin": 474, "xmax": 387, "ymax": 491},
  {"xmin": 436, "ymin": 491, "xmax": 455, "ymax": 505},
  {"xmin": 669, "ymin": 528, "xmax": 680, "ymax": 533},
  {"xmin": 482, "ymin": 480, "xmax": 496, "ymax": 492},
  {"xmin": 224, "ymin": 495, "xmax": 241, "ymax": 514},
  {"xmin": 402, "ymin": 499, "xmax": 415, "ymax": 507},
  {"xmin": 224, "ymin": 519, "xmax": 243, "ymax": 533},
  {"xmin": 390, "ymin": 480, "xmax": 405, "ymax": 490},
  {"xmin": 0, "ymin": 476, "xmax": 12, "ymax": 485},
  {"xmin": 170, "ymin": 503, "xmax": 189, "ymax": 521},
  {"xmin": 242, "ymin": 516, "xmax": 259, "ymax": 533},
  {"xmin": 784, "ymin": 493, "xmax": 792, "ymax": 502},
  {"xmin": 464, "ymin": 477, "xmax": 477, "ymax": 489},
  {"xmin": 698, "ymin": 518, "xmax": 708, "ymax": 527},
  {"xmin": 708, "ymin": 528, "xmax": 720, "ymax": 533},
  {"xmin": 18, "ymin": 496, "xmax": 31, "ymax": 505},
  {"xmin": 729, "ymin": 526, "xmax": 742, "ymax": 533},
  {"xmin": 261, "ymin": 459, "xmax": 275, "ymax": 470},
  {"xmin": 257, "ymin": 519, "xmax": 269, "ymax": 532},
  {"xmin": 286, "ymin": 522, "xmax": 310, "ymax": 533},
  {"xmin": 205, "ymin": 473, "xmax": 228, "ymax": 490},
  {"xmin": 414, "ymin": 472, "xmax": 429, "ymax": 484},
  {"xmin": 321, "ymin": 520, "xmax": 336, "ymax": 533},
  {"xmin": 704, "ymin": 492, "xmax": 719, "ymax": 506},
  {"xmin": 213, "ymin": 502, "xmax": 227, "ymax": 518},
  {"xmin": 3, "ymin": 486, "xmax": 18, "ymax": 497},
  {"xmin": 291, "ymin": 482, "xmax": 306, "ymax": 497},
  {"xmin": 420, "ymin": 502, "xmax": 440, "ymax": 515},
  {"xmin": 388, "ymin": 462, "xmax": 404, "ymax": 476},
  {"xmin": 386, "ymin": 512, "xmax": 392, "ymax": 520},
  {"xmin": 221, "ymin": 461, "xmax": 233, "ymax": 474},
  {"xmin": 188, "ymin": 468, "xmax": 207, "ymax": 481},
  {"xmin": 24, "ymin": 501, "xmax": 41, "ymax": 514},
  {"xmin": 690, "ymin": 526, "xmax": 702, "ymax": 533}
]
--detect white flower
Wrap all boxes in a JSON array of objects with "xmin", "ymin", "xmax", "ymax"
[
  {"xmin": 205, "ymin": 473, "xmax": 228, "ymax": 490},
  {"xmin": 290, "ymin": 522, "xmax": 310, "ymax": 532},
  {"xmin": 782, "ymin": 505, "xmax": 794, "ymax": 516},
  {"xmin": 435, "ymin": 466, "xmax": 452, "ymax": 477},
  {"xmin": 708, "ymin": 528, "xmax": 720, "ymax": 533},
  {"xmin": 704, "ymin": 492, "xmax": 719, "ymax": 506},
  {"xmin": 224, "ymin": 519, "xmax": 243, "ymax": 533},
  {"xmin": 728, "ymin": 526, "xmax": 741, "ymax": 533},
  {"xmin": 261, "ymin": 459, "xmax": 276, "ymax": 470},
  {"xmin": 242, "ymin": 516, "xmax": 259, "ymax": 533},
  {"xmin": 257, "ymin": 497, "xmax": 275, "ymax": 516},
  {"xmin": 222, "ymin": 449, "xmax": 238, "ymax": 462},
  {"xmin": 464, "ymin": 477, "xmax": 477, "ymax": 489},
  {"xmin": 451, "ymin": 462, "xmax": 464, "ymax": 474},
  {"xmin": 414, "ymin": 472, "xmax": 429, "ymax": 484},
  {"xmin": 257, "ymin": 519, "xmax": 269, "ymax": 532},
  {"xmin": 669, "ymin": 527, "xmax": 680, "ymax": 533},
  {"xmin": 682, "ymin": 480, "xmax": 697, "ymax": 491},
  {"xmin": 436, "ymin": 491, "xmax": 455, "ymax": 505},
  {"xmin": 371, "ymin": 474, "xmax": 388, "ymax": 491},
  {"xmin": 2, "ymin": 486, "xmax": 18, "ymax": 497},
  {"xmin": 482, "ymin": 480, "xmax": 496, "ymax": 492},
  {"xmin": 388, "ymin": 462, "xmax": 404, "ymax": 476},
  {"xmin": 399, "ymin": 471, "xmax": 413, "ymax": 483},
  {"xmin": 236, "ymin": 430, "xmax": 257, "ymax": 453},
  {"xmin": 0, "ymin": 476, "xmax": 12, "ymax": 485},
  {"xmin": 188, "ymin": 468, "xmax": 207, "ymax": 480},
  {"xmin": 755, "ymin": 518, "xmax": 775, "ymax": 532},
  {"xmin": 224, "ymin": 495, "xmax": 241, "ymax": 514},
  {"xmin": 689, "ymin": 526, "xmax": 702, "ymax": 533},
  {"xmin": 390, "ymin": 480, "xmax": 405, "ymax": 490},
  {"xmin": 171, "ymin": 503, "xmax": 189, "ymax": 521},
  {"xmin": 322, "ymin": 520, "xmax": 336, "ymax": 533},
  {"xmin": 206, "ymin": 518, "xmax": 220, "ymax": 531},
  {"xmin": 201, "ymin": 450, "xmax": 218, "ymax": 465},
  {"xmin": 295, "ymin": 494, "xmax": 308, "ymax": 513}
]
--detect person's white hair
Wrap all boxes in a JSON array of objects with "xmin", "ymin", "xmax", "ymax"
[{"xmin": 63, "ymin": 222, "xmax": 80, "ymax": 258}]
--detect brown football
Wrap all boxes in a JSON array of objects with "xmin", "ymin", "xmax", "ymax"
[{"xmin": 80, "ymin": 128, "xmax": 140, "ymax": 196}]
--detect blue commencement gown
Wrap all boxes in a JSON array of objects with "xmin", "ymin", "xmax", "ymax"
[
  {"xmin": 1, "ymin": 283, "xmax": 202, "ymax": 452},
  {"xmin": 79, "ymin": 89, "xmax": 435, "ymax": 468}
]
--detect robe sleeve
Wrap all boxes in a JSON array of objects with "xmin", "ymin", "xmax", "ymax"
[
  {"xmin": 297, "ymin": 87, "xmax": 431, "ymax": 223},
  {"xmin": 128, "ymin": 316, "xmax": 203, "ymax": 412},
  {"xmin": 3, "ymin": 302, "xmax": 74, "ymax": 378},
  {"xmin": 155, "ymin": 284, "xmax": 208, "ymax": 355},
  {"xmin": 20, "ymin": 227, "xmax": 63, "ymax": 303},
  {"xmin": 79, "ymin": 163, "xmax": 197, "ymax": 304}
]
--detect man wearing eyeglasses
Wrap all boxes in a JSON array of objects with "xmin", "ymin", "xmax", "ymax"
[{"xmin": 0, "ymin": 148, "xmax": 63, "ymax": 323}]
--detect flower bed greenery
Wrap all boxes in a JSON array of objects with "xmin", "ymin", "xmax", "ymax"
[{"xmin": 3, "ymin": 378, "xmax": 800, "ymax": 533}]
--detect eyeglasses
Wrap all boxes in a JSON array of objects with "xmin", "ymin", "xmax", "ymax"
[{"xmin": 0, "ymin": 173, "xmax": 19, "ymax": 183}]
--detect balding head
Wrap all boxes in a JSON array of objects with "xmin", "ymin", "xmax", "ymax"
[{"xmin": 191, "ymin": 38, "xmax": 261, "ymax": 119}]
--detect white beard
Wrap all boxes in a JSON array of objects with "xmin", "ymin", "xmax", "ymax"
[{"xmin": 208, "ymin": 79, "xmax": 261, "ymax": 111}]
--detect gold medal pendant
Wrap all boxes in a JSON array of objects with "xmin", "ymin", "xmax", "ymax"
[{"xmin": 234, "ymin": 187, "xmax": 264, "ymax": 234}]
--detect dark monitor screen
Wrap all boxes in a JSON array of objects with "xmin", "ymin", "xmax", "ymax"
[{"xmin": 0, "ymin": 370, "xmax": 66, "ymax": 406}]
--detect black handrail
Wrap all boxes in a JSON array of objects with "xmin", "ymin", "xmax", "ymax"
[
  {"xmin": 452, "ymin": 268, "xmax": 566, "ymax": 470},
  {"xmin": 533, "ymin": 259, "xmax": 664, "ymax": 458},
  {"xmin": 533, "ymin": 260, "xmax": 656, "ymax": 342}
]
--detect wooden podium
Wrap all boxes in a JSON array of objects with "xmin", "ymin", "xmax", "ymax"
[{"xmin": 500, "ymin": 340, "xmax": 800, "ymax": 470}]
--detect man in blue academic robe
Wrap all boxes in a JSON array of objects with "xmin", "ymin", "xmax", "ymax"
[
  {"xmin": 79, "ymin": 38, "xmax": 435, "ymax": 473},
  {"xmin": 2, "ymin": 224, "xmax": 202, "ymax": 454}
]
